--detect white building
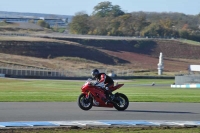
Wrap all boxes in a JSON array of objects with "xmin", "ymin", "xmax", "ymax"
[{"xmin": 0, "ymin": 17, "xmax": 67, "ymax": 27}]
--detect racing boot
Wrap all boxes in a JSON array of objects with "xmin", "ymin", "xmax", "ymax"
[{"xmin": 105, "ymin": 87, "xmax": 115, "ymax": 105}]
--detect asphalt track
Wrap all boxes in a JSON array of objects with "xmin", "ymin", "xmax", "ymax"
[{"xmin": 0, "ymin": 102, "xmax": 200, "ymax": 122}]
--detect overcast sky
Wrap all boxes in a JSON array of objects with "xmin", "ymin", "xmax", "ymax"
[{"xmin": 0, "ymin": 0, "xmax": 199, "ymax": 15}]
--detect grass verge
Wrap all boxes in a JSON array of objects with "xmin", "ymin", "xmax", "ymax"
[
  {"xmin": 0, "ymin": 78, "xmax": 200, "ymax": 102},
  {"xmin": 178, "ymin": 39, "xmax": 200, "ymax": 45}
]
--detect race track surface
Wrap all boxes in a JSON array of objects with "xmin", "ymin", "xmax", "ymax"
[{"xmin": 0, "ymin": 102, "xmax": 199, "ymax": 122}]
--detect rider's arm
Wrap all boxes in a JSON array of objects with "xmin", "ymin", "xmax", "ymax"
[
  {"xmin": 95, "ymin": 74, "xmax": 106, "ymax": 88},
  {"xmin": 99, "ymin": 74, "xmax": 106, "ymax": 83}
]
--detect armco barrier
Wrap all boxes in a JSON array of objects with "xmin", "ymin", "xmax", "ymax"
[
  {"xmin": 175, "ymin": 75, "xmax": 200, "ymax": 85},
  {"xmin": 0, "ymin": 120, "xmax": 200, "ymax": 128},
  {"xmin": 6, "ymin": 75, "xmax": 174, "ymax": 80}
]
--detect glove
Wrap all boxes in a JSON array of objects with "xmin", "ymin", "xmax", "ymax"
[
  {"xmin": 94, "ymin": 82, "xmax": 99, "ymax": 86},
  {"xmin": 95, "ymin": 82, "xmax": 105, "ymax": 88}
]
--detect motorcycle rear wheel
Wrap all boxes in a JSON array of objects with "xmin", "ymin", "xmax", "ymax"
[
  {"xmin": 77, "ymin": 93, "xmax": 93, "ymax": 111},
  {"xmin": 113, "ymin": 93, "xmax": 129, "ymax": 111}
]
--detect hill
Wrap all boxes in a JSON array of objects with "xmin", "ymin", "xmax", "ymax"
[{"xmin": 0, "ymin": 35, "xmax": 200, "ymax": 76}]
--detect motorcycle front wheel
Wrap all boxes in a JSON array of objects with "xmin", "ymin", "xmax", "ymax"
[
  {"xmin": 113, "ymin": 93, "xmax": 129, "ymax": 111},
  {"xmin": 77, "ymin": 93, "xmax": 93, "ymax": 111}
]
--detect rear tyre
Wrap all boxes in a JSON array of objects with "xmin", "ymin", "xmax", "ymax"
[
  {"xmin": 77, "ymin": 93, "xmax": 93, "ymax": 111},
  {"xmin": 113, "ymin": 93, "xmax": 129, "ymax": 111}
]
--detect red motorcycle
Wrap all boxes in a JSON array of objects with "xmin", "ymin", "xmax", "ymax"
[{"xmin": 77, "ymin": 79, "xmax": 129, "ymax": 111}]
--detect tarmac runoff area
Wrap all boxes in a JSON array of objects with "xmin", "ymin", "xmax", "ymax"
[{"xmin": 0, "ymin": 102, "xmax": 200, "ymax": 128}]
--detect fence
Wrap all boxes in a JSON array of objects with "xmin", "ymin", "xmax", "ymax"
[
  {"xmin": 0, "ymin": 67, "xmax": 134, "ymax": 78},
  {"xmin": 175, "ymin": 74, "xmax": 200, "ymax": 85}
]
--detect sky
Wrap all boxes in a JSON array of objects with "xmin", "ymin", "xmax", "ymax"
[{"xmin": 0, "ymin": 0, "xmax": 199, "ymax": 16}]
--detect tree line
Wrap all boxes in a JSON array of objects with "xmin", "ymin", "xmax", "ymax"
[{"xmin": 69, "ymin": 1, "xmax": 200, "ymax": 41}]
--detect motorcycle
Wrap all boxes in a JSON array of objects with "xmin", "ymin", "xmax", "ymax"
[{"xmin": 77, "ymin": 79, "xmax": 129, "ymax": 111}]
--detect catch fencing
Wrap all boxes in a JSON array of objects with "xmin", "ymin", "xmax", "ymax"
[
  {"xmin": 175, "ymin": 74, "xmax": 200, "ymax": 85},
  {"xmin": 0, "ymin": 67, "xmax": 134, "ymax": 78}
]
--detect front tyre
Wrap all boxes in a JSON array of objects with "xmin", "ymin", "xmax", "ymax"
[
  {"xmin": 113, "ymin": 93, "xmax": 129, "ymax": 111},
  {"xmin": 78, "ymin": 93, "xmax": 93, "ymax": 111}
]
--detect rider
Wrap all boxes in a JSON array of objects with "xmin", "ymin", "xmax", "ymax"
[{"xmin": 91, "ymin": 69, "xmax": 114, "ymax": 104}]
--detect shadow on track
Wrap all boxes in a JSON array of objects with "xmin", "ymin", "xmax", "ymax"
[{"xmin": 91, "ymin": 110, "xmax": 197, "ymax": 114}]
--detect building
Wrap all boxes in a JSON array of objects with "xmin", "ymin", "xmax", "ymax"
[{"xmin": 0, "ymin": 17, "xmax": 67, "ymax": 27}]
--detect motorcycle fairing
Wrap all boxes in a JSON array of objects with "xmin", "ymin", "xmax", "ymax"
[{"xmin": 81, "ymin": 81, "xmax": 124, "ymax": 108}]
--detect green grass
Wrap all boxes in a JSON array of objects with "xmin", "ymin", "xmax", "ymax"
[
  {"xmin": 0, "ymin": 78, "xmax": 82, "ymax": 102},
  {"xmin": 178, "ymin": 39, "xmax": 200, "ymax": 45},
  {"xmin": 51, "ymin": 27, "xmax": 66, "ymax": 33},
  {"xmin": 0, "ymin": 78, "xmax": 200, "ymax": 102},
  {"xmin": 55, "ymin": 56, "xmax": 99, "ymax": 64}
]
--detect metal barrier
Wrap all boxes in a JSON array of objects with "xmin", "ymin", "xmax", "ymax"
[
  {"xmin": 175, "ymin": 74, "xmax": 200, "ymax": 85},
  {"xmin": 0, "ymin": 67, "xmax": 134, "ymax": 77}
]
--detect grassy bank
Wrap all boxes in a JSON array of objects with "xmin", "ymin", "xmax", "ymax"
[{"xmin": 0, "ymin": 78, "xmax": 200, "ymax": 102}]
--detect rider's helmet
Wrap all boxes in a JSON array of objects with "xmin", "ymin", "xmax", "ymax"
[{"xmin": 91, "ymin": 69, "xmax": 99, "ymax": 78}]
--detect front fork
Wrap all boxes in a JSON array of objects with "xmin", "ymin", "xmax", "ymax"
[
  {"xmin": 84, "ymin": 91, "xmax": 91, "ymax": 98},
  {"xmin": 83, "ymin": 91, "xmax": 93, "ymax": 101}
]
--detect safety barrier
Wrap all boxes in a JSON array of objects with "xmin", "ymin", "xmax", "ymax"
[
  {"xmin": 0, "ymin": 67, "xmax": 134, "ymax": 77},
  {"xmin": 171, "ymin": 84, "xmax": 200, "ymax": 88}
]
